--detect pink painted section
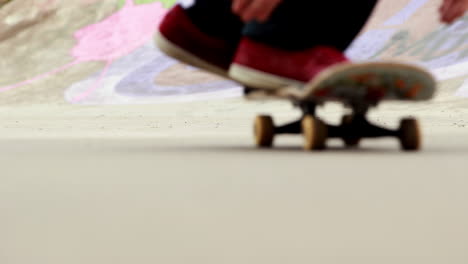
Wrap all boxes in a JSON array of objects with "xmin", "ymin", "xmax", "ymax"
[
  {"xmin": 72, "ymin": 0, "xmax": 167, "ymax": 62},
  {"xmin": 0, "ymin": 0, "xmax": 169, "ymax": 102}
]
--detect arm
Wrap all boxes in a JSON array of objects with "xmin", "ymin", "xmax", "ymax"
[
  {"xmin": 440, "ymin": 0, "xmax": 468, "ymax": 23},
  {"xmin": 232, "ymin": 0, "xmax": 283, "ymax": 22}
]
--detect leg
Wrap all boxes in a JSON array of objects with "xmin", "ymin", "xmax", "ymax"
[
  {"xmin": 186, "ymin": 0, "xmax": 243, "ymax": 46},
  {"xmin": 184, "ymin": 0, "xmax": 378, "ymax": 50},
  {"xmin": 243, "ymin": 0, "xmax": 379, "ymax": 51}
]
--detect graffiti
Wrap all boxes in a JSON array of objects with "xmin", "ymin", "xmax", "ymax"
[
  {"xmin": 0, "ymin": 0, "xmax": 168, "ymax": 102},
  {"xmin": 64, "ymin": 40, "xmax": 240, "ymax": 104},
  {"xmin": 64, "ymin": 0, "xmax": 239, "ymax": 104},
  {"xmin": 348, "ymin": 0, "xmax": 468, "ymax": 80},
  {"xmin": 383, "ymin": 0, "xmax": 429, "ymax": 26},
  {"xmin": 114, "ymin": 54, "xmax": 236, "ymax": 97},
  {"xmin": 370, "ymin": 18, "xmax": 468, "ymax": 64},
  {"xmin": 1, "ymin": 0, "xmax": 466, "ymax": 103}
]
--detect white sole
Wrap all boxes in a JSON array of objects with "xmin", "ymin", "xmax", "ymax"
[
  {"xmin": 229, "ymin": 64, "xmax": 305, "ymax": 90},
  {"xmin": 155, "ymin": 31, "xmax": 229, "ymax": 78}
]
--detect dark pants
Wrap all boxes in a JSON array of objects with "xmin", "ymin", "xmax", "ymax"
[{"xmin": 186, "ymin": 0, "xmax": 378, "ymax": 51}]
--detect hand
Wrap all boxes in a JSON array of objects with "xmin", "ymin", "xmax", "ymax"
[
  {"xmin": 440, "ymin": 0, "xmax": 468, "ymax": 23},
  {"xmin": 232, "ymin": 0, "xmax": 283, "ymax": 22}
]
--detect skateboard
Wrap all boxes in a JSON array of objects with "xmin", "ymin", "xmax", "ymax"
[{"xmin": 245, "ymin": 62, "xmax": 436, "ymax": 151}]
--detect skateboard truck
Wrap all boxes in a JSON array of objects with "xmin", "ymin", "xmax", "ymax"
[
  {"xmin": 253, "ymin": 97, "xmax": 421, "ymax": 151},
  {"xmin": 246, "ymin": 62, "xmax": 434, "ymax": 152}
]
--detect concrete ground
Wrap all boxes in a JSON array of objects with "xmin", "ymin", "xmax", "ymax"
[{"xmin": 1, "ymin": 85, "xmax": 468, "ymax": 263}]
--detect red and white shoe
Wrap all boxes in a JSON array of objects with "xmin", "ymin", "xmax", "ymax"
[
  {"xmin": 155, "ymin": 5, "xmax": 237, "ymax": 77},
  {"xmin": 228, "ymin": 38, "xmax": 349, "ymax": 89}
]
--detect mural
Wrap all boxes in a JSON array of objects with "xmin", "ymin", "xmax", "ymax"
[
  {"xmin": 347, "ymin": 0, "xmax": 468, "ymax": 81},
  {"xmin": 0, "ymin": 0, "xmax": 466, "ymax": 104},
  {"xmin": 67, "ymin": 0, "xmax": 240, "ymax": 104},
  {"xmin": 0, "ymin": 0, "xmax": 240, "ymax": 104}
]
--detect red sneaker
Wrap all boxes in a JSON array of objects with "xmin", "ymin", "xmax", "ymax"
[
  {"xmin": 229, "ymin": 38, "xmax": 349, "ymax": 89},
  {"xmin": 155, "ymin": 5, "xmax": 237, "ymax": 77}
]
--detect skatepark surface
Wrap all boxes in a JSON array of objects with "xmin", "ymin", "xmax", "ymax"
[{"xmin": 1, "ymin": 0, "xmax": 468, "ymax": 263}]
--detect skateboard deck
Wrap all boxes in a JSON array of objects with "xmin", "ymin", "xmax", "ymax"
[
  {"xmin": 246, "ymin": 62, "xmax": 436, "ymax": 103},
  {"xmin": 246, "ymin": 61, "xmax": 437, "ymax": 151}
]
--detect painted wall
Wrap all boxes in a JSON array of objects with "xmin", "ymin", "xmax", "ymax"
[{"xmin": 0, "ymin": 0, "xmax": 466, "ymax": 104}]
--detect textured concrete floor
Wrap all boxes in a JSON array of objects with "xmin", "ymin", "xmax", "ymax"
[{"xmin": 1, "ymin": 98, "xmax": 468, "ymax": 264}]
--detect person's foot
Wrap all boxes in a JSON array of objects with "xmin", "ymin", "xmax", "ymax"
[
  {"xmin": 155, "ymin": 5, "xmax": 238, "ymax": 77},
  {"xmin": 228, "ymin": 38, "xmax": 349, "ymax": 89}
]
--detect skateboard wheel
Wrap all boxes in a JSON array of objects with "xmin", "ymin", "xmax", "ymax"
[
  {"xmin": 301, "ymin": 115, "xmax": 327, "ymax": 151},
  {"xmin": 399, "ymin": 118, "xmax": 421, "ymax": 151},
  {"xmin": 341, "ymin": 115, "xmax": 360, "ymax": 147},
  {"xmin": 254, "ymin": 115, "xmax": 275, "ymax": 148}
]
